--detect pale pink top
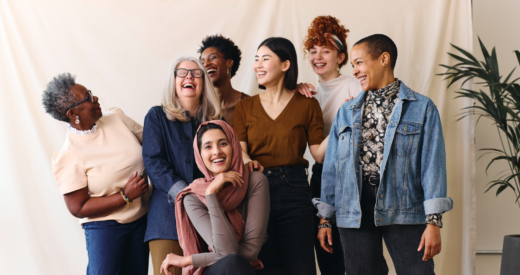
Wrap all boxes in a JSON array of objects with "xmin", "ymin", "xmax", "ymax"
[{"xmin": 52, "ymin": 107, "xmax": 150, "ymax": 224}]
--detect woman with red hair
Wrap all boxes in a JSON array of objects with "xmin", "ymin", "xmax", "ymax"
[{"xmin": 297, "ymin": 15, "xmax": 388, "ymax": 275}]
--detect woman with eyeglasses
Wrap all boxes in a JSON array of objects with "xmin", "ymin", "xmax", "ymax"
[
  {"xmin": 198, "ymin": 34, "xmax": 248, "ymax": 126},
  {"xmin": 142, "ymin": 57, "xmax": 221, "ymax": 275},
  {"xmin": 44, "ymin": 73, "xmax": 150, "ymax": 274}
]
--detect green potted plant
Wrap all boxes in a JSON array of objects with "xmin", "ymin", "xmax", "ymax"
[{"xmin": 439, "ymin": 38, "xmax": 520, "ymax": 275}]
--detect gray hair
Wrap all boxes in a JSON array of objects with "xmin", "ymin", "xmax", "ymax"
[
  {"xmin": 42, "ymin": 73, "xmax": 77, "ymax": 122},
  {"xmin": 162, "ymin": 56, "xmax": 221, "ymax": 122}
]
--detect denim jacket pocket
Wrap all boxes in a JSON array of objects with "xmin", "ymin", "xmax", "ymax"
[
  {"xmin": 395, "ymin": 123, "xmax": 421, "ymax": 157},
  {"xmin": 338, "ymin": 127, "xmax": 352, "ymax": 161}
]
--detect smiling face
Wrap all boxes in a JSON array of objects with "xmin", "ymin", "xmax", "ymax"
[
  {"xmin": 175, "ymin": 61, "xmax": 204, "ymax": 101},
  {"xmin": 200, "ymin": 47, "xmax": 232, "ymax": 85},
  {"xmin": 350, "ymin": 42, "xmax": 387, "ymax": 91},
  {"xmin": 68, "ymin": 84, "xmax": 102, "ymax": 124},
  {"xmin": 309, "ymin": 45, "xmax": 345, "ymax": 81},
  {"xmin": 254, "ymin": 46, "xmax": 288, "ymax": 88},
  {"xmin": 200, "ymin": 129, "xmax": 233, "ymax": 176}
]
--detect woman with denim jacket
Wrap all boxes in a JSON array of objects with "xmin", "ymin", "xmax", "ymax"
[
  {"xmin": 313, "ymin": 34, "xmax": 453, "ymax": 275},
  {"xmin": 142, "ymin": 56, "xmax": 221, "ymax": 275},
  {"xmin": 233, "ymin": 37, "xmax": 325, "ymax": 275},
  {"xmin": 295, "ymin": 16, "xmax": 389, "ymax": 275}
]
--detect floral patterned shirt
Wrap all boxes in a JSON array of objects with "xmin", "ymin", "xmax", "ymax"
[{"xmin": 360, "ymin": 79, "xmax": 442, "ymax": 228}]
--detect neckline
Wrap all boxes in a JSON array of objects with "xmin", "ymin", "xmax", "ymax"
[
  {"xmin": 66, "ymin": 123, "xmax": 98, "ymax": 136},
  {"xmin": 256, "ymin": 92, "xmax": 297, "ymax": 123},
  {"xmin": 319, "ymin": 74, "xmax": 347, "ymax": 86}
]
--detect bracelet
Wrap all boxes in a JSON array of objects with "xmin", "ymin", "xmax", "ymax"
[
  {"xmin": 318, "ymin": 222, "xmax": 332, "ymax": 229},
  {"xmin": 120, "ymin": 189, "xmax": 132, "ymax": 204}
]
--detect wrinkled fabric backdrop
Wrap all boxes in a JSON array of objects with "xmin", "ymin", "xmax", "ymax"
[{"xmin": 0, "ymin": 0, "xmax": 475, "ymax": 274}]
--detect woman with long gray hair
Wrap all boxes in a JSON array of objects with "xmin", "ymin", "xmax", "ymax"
[
  {"xmin": 43, "ymin": 73, "xmax": 150, "ymax": 274},
  {"xmin": 142, "ymin": 56, "xmax": 221, "ymax": 275}
]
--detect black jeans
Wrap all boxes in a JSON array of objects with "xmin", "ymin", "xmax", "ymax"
[
  {"xmin": 256, "ymin": 166, "xmax": 316, "ymax": 275},
  {"xmin": 310, "ymin": 163, "xmax": 345, "ymax": 275},
  {"xmin": 311, "ymin": 163, "xmax": 389, "ymax": 275},
  {"xmin": 338, "ymin": 183, "xmax": 435, "ymax": 275},
  {"xmin": 203, "ymin": 254, "xmax": 256, "ymax": 275}
]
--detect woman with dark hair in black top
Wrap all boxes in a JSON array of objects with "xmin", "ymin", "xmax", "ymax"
[{"xmin": 198, "ymin": 34, "xmax": 249, "ymax": 126}]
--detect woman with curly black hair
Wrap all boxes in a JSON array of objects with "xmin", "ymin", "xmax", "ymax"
[{"xmin": 198, "ymin": 34, "xmax": 249, "ymax": 126}]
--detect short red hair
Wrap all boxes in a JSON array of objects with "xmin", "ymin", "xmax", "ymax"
[{"xmin": 303, "ymin": 15, "xmax": 350, "ymax": 68}]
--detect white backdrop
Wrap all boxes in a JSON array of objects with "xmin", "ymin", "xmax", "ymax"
[{"xmin": 0, "ymin": 0, "xmax": 475, "ymax": 274}]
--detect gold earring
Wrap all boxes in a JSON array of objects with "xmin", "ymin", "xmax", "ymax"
[{"xmin": 227, "ymin": 67, "xmax": 231, "ymax": 78}]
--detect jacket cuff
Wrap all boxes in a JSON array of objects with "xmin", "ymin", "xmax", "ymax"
[
  {"xmin": 168, "ymin": 180, "xmax": 188, "ymax": 204},
  {"xmin": 423, "ymin": 197, "xmax": 453, "ymax": 215},
  {"xmin": 312, "ymin": 198, "xmax": 335, "ymax": 220}
]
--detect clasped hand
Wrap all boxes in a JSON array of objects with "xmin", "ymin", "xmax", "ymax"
[{"xmin": 205, "ymin": 171, "xmax": 244, "ymax": 195}]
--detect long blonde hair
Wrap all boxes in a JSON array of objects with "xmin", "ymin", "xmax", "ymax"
[{"xmin": 162, "ymin": 56, "xmax": 221, "ymax": 122}]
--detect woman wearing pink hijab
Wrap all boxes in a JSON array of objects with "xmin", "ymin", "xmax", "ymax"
[{"xmin": 160, "ymin": 120, "xmax": 269, "ymax": 275}]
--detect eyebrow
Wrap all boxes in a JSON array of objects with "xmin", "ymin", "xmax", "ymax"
[
  {"xmin": 254, "ymin": 54, "xmax": 272, "ymax": 58},
  {"xmin": 352, "ymin": 57, "xmax": 362, "ymax": 62},
  {"xmin": 201, "ymin": 53, "xmax": 217, "ymax": 60},
  {"xmin": 202, "ymin": 138, "xmax": 228, "ymax": 146}
]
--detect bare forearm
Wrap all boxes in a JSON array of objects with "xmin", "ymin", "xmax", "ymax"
[
  {"xmin": 310, "ymin": 137, "xmax": 329, "ymax": 164},
  {"xmin": 68, "ymin": 192, "xmax": 127, "ymax": 219}
]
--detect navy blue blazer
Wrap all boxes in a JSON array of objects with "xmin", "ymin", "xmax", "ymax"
[{"xmin": 142, "ymin": 106, "xmax": 199, "ymax": 241}]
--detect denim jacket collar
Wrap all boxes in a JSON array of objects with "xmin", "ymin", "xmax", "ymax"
[{"xmin": 346, "ymin": 80, "xmax": 416, "ymax": 110}]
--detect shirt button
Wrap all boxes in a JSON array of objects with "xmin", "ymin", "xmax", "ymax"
[
  {"xmin": 380, "ymin": 194, "xmax": 384, "ymax": 198},
  {"xmin": 341, "ymin": 136, "xmax": 344, "ymax": 140},
  {"xmin": 268, "ymin": 171, "xmax": 271, "ymax": 174},
  {"xmin": 379, "ymin": 218, "xmax": 383, "ymax": 222},
  {"xmin": 185, "ymin": 159, "xmax": 190, "ymax": 163}
]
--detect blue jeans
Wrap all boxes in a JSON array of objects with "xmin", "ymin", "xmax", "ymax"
[
  {"xmin": 82, "ymin": 214, "xmax": 149, "ymax": 275},
  {"xmin": 338, "ymin": 184, "xmax": 434, "ymax": 275},
  {"xmin": 256, "ymin": 166, "xmax": 316, "ymax": 275}
]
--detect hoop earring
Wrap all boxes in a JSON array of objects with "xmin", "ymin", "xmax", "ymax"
[
  {"xmin": 227, "ymin": 67, "xmax": 231, "ymax": 79},
  {"xmin": 75, "ymin": 116, "xmax": 80, "ymax": 124}
]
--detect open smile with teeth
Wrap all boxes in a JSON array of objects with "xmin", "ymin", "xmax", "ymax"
[
  {"xmin": 207, "ymin": 68, "xmax": 217, "ymax": 75},
  {"xmin": 211, "ymin": 158, "xmax": 225, "ymax": 164},
  {"xmin": 358, "ymin": 76, "xmax": 367, "ymax": 84},
  {"xmin": 258, "ymin": 72, "xmax": 266, "ymax": 76},
  {"xmin": 182, "ymin": 83, "xmax": 195, "ymax": 88},
  {"xmin": 314, "ymin": 63, "xmax": 326, "ymax": 68}
]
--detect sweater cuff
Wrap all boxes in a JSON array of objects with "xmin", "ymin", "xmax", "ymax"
[{"xmin": 168, "ymin": 180, "xmax": 188, "ymax": 204}]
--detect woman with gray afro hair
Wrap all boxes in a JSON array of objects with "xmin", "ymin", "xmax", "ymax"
[{"xmin": 43, "ymin": 73, "xmax": 151, "ymax": 274}]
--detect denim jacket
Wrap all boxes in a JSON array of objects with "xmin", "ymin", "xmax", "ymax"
[
  {"xmin": 142, "ymin": 106, "xmax": 198, "ymax": 241},
  {"xmin": 313, "ymin": 81, "xmax": 453, "ymax": 228}
]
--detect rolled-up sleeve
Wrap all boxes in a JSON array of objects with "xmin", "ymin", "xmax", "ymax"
[
  {"xmin": 314, "ymin": 115, "xmax": 341, "ymax": 220},
  {"xmin": 421, "ymin": 104, "xmax": 453, "ymax": 214}
]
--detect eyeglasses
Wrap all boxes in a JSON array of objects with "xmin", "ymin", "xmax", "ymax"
[
  {"xmin": 66, "ymin": 90, "xmax": 94, "ymax": 111},
  {"xmin": 175, "ymin": 68, "xmax": 204, "ymax": 78}
]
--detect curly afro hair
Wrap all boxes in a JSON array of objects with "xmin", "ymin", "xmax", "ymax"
[
  {"xmin": 303, "ymin": 15, "xmax": 350, "ymax": 68},
  {"xmin": 197, "ymin": 34, "xmax": 242, "ymax": 78}
]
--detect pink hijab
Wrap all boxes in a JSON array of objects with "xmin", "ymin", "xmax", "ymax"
[{"xmin": 175, "ymin": 120, "xmax": 249, "ymax": 275}]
